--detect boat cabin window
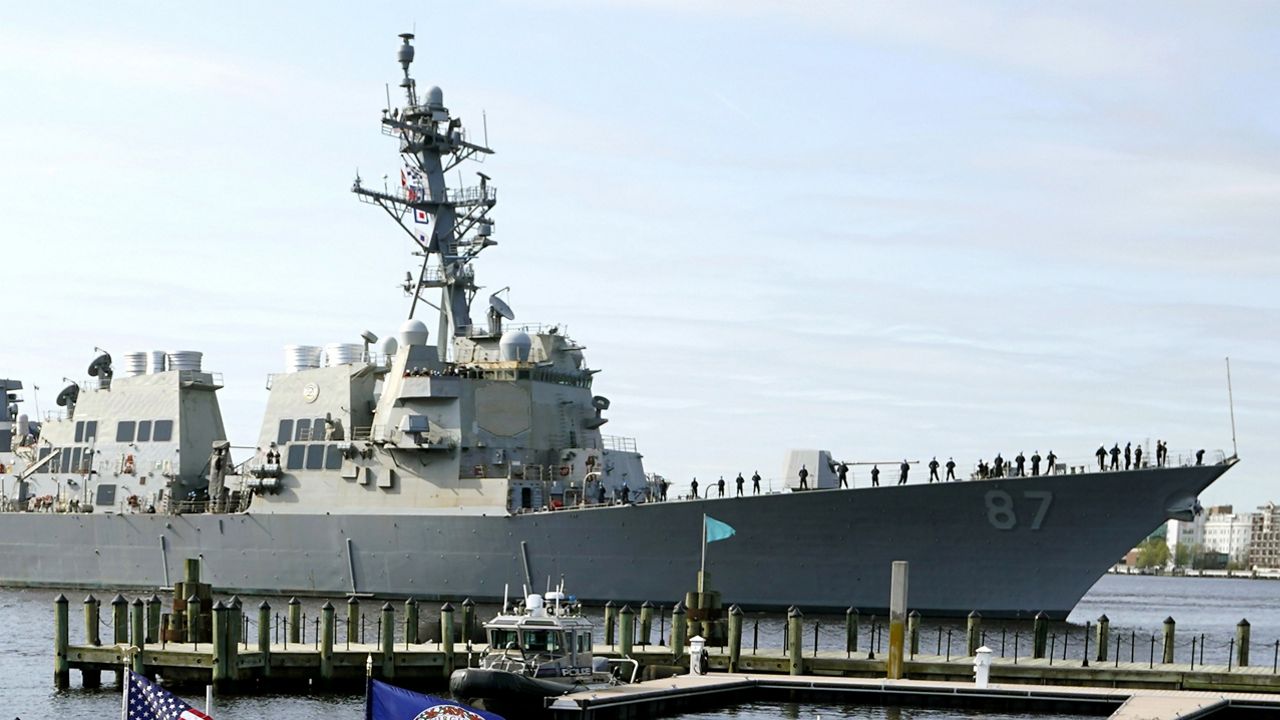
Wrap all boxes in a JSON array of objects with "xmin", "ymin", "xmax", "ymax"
[
  {"xmin": 153, "ymin": 420, "xmax": 173, "ymax": 442},
  {"xmin": 522, "ymin": 630, "xmax": 563, "ymax": 653},
  {"xmin": 116, "ymin": 421, "xmax": 136, "ymax": 443},
  {"xmin": 137, "ymin": 420, "xmax": 152, "ymax": 443},
  {"xmin": 74, "ymin": 422, "xmax": 84, "ymax": 443},
  {"xmin": 70, "ymin": 448, "xmax": 82, "ymax": 473},
  {"xmin": 578, "ymin": 632, "xmax": 591, "ymax": 652},
  {"xmin": 312, "ymin": 418, "xmax": 326, "ymax": 440},
  {"xmin": 489, "ymin": 628, "xmax": 519, "ymax": 649},
  {"xmin": 277, "ymin": 419, "xmax": 294, "ymax": 445}
]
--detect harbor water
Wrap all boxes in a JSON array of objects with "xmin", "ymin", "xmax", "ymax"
[{"xmin": 5, "ymin": 573, "xmax": 1279, "ymax": 719}]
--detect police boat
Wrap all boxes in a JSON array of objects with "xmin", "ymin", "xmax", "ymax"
[{"xmin": 448, "ymin": 585, "xmax": 637, "ymax": 715}]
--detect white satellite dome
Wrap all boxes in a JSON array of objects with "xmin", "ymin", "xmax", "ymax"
[
  {"xmin": 398, "ymin": 319, "xmax": 430, "ymax": 347},
  {"xmin": 498, "ymin": 329, "xmax": 532, "ymax": 362}
]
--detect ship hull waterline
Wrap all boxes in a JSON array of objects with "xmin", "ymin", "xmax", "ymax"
[{"xmin": 0, "ymin": 462, "xmax": 1231, "ymax": 618}]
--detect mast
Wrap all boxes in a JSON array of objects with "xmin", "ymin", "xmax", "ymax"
[{"xmin": 352, "ymin": 33, "xmax": 497, "ymax": 361}]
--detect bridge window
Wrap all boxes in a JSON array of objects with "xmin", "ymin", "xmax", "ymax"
[
  {"xmin": 137, "ymin": 420, "xmax": 152, "ymax": 443},
  {"xmin": 85, "ymin": 421, "xmax": 98, "ymax": 441},
  {"xmin": 74, "ymin": 422, "xmax": 84, "ymax": 443},
  {"xmin": 116, "ymin": 421, "xmax": 136, "ymax": 443},
  {"xmin": 277, "ymin": 419, "xmax": 294, "ymax": 445},
  {"xmin": 152, "ymin": 420, "xmax": 172, "ymax": 442},
  {"xmin": 286, "ymin": 445, "xmax": 305, "ymax": 470},
  {"xmin": 305, "ymin": 444, "xmax": 325, "ymax": 470},
  {"xmin": 325, "ymin": 444, "xmax": 342, "ymax": 470}
]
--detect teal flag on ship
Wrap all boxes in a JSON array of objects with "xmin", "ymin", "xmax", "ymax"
[{"xmin": 704, "ymin": 515, "xmax": 736, "ymax": 543}]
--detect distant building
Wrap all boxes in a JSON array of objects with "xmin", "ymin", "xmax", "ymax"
[
  {"xmin": 1203, "ymin": 506, "xmax": 1253, "ymax": 566},
  {"xmin": 1249, "ymin": 503, "xmax": 1280, "ymax": 569},
  {"xmin": 1166, "ymin": 512, "xmax": 1206, "ymax": 558}
]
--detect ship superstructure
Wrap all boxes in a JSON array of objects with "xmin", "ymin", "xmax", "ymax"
[{"xmin": 245, "ymin": 33, "xmax": 643, "ymax": 516}]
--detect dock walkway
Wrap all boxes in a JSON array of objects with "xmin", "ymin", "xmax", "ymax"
[{"xmin": 549, "ymin": 674, "xmax": 1280, "ymax": 720}]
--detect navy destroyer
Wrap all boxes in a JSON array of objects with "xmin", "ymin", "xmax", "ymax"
[{"xmin": 0, "ymin": 34, "xmax": 1236, "ymax": 617}]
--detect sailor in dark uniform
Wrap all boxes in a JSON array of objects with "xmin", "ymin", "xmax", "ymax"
[
  {"xmin": 1046, "ymin": 450, "xmax": 1057, "ymax": 474},
  {"xmin": 1110, "ymin": 444, "xmax": 1121, "ymax": 470},
  {"xmin": 717, "ymin": 476, "xmax": 725, "ymax": 498},
  {"xmin": 945, "ymin": 457, "xmax": 956, "ymax": 481},
  {"xmin": 1134, "ymin": 445, "xmax": 1143, "ymax": 468},
  {"xmin": 1030, "ymin": 451, "xmax": 1041, "ymax": 476},
  {"xmin": 798, "ymin": 465, "xmax": 809, "ymax": 490},
  {"xmin": 871, "ymin": 465, "xmax": 880, "ymax": 487},
  {"xmin": 928, "ymin": 457, "xmax": 939, "ymax": 482},
  {"xmin": 690, "ymin": 477, "xmax": 699, "ymax": 499},
  {"xmin": 898, "ymin": 460, "xmax": 909, "ymax": 485},
  {"xmin": 837, "ymin": 462, "xmax": 849, "ymax": 488},
  {"xmin": 1124, "ymin": 442, "xmax": 1132, "ymax": 470},
  {"xmin": 1014, "ymin": 452, "xmax": 1025, "ymax": 477},
  {"xmin": 735, "ymin": 472, "xmax": 744, "ymax": 496},
  {"xmin": 751, "ymin": 471, "xmax": 761, "ymax": 494},
  {"xmin": 1096, "ymin": 446, "xmax": 1107, "ymax": 470},
  {"xmin": 993, "ymin": 454, "xmax": 1004, "ymax": 478}
]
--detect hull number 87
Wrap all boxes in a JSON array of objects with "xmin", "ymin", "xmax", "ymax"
[{"xmin": 983, "ymin": 490, "xmax": 1053, "ymax": 530}]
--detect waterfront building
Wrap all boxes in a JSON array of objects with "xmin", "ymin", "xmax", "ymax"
[
  {"xmin": 1249, "ymin": 502, "xmax": 1280, "ymax": 569},
  {"xmin": 1203, "ymin": 506, "xmax": 1253, "ymax": 567}
]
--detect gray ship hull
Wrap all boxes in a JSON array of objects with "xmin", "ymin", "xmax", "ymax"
[{"xmin": 0, "ymin": 462, "xmax": 1231, "ymax": 618}]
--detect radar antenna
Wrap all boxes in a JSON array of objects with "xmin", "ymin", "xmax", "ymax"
[{"xmin": 352, "ymin": 32, "xmax": 498, "ymax": 361}]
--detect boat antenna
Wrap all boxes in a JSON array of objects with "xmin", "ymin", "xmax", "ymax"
[
  {"xmin": 502, "ymin": 583, "xmax": 509, "ymax": 614},
  {"xmin": 1226, "ymin": 356, "xmax": 1238, "ymax": 458}
]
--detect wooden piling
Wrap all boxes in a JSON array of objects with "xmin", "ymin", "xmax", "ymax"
[
  {"xmin": 185, "ymin": 594, "xmax": 200, "ymax": 645},
  {"xmin": 619, "ymin": 605, "xmax": 635, "ymax": 658},
  {"xmin": 146, "ymin": 594, "xmax": 162, "ymax": 644},
  {"xmin": 257, "ymin": 601, "xmax": 272, "ymax": 677},
  {"xmin": 727, "ymin": 605, "xmax": 743, "ymax": 672},
  {"xmin": 211, "ymin": 601, "xmax": 228, "ymax": 686},
  {"xmin": 288, "ymin": 597, "xmax": 301, "ymax": 645},
  {"xmin": 966, "ymin": 611, "xmax": 982, "ymax": 657},
  {"xmin": 604, "ymin": 601, "xmax": 616, "ymax": 646},
  {"xmin": 461, "ymin": 598, "xmax": 476, "ymax": 644},
  {"xmin": 671, "ymin": 602, "xmax": 686, "ymax": 660},
  {"xmin": 1096, "ymin": 614, "xmax": 1110, "ymax": 662},
  {"xmin": 887, "ymin": 561, "xmax": 908, "ymax": 680},
  {"xmin": 53, "ymin": 594, "xmax": 69, "ymax": 690},
  {"xmin": 230, "ymin": 596, "xmax": 243, "ymax": 652},
  {"xmin": 380, "ymin": 602, "xmax": 396, "ymax": 678},
  {"xmin": 112, "ymin": 594, "xmax": 129, "ymax": 645},
  {"xmin": 184, "ymin": 557, "xmax": 201, "ymax": 586},
  {"xmin": 440, "ymin": 603, "xmax": 456, "ymax": 675},
  {"xmin": 348, "ymin": 596, "xmax": 361, "ymax": 644},
  {"xmin": 787, "ymin": 606, "xmax": 803, "ymax": 676},
  {"xmin": 130, "ymin": 598, "xmax": 146, "ymax": 675},
  {"xmin": 84, "ymin": 594, "xmax": 100, "ymax": 647},
  {"xmin": 405, "ymin": 598, "xmax": 419, "ymax": 645},
  {"xmin": 1162, "ymin": 617, "xmax": 1176, "ymax": 664},
  {"xmin": 907, "ymin": 610, "xmax": 920, "ymax": 655},
  {"xmin": 1032, "ymin": 611, "xmax": 1048, "ymax": 659},
  {"xmin": 1238, "ymin": 619, "xmax": 1251, "ymax": 668},
  {"xmin": 320, "ymin": 601, "xmax": 335, "ymax": 681},
  {"xmin": 639, "ymin": 601, "xmax": 654, "ymax": 646},
  {"xmin": 845, "ymin": 607, "xmax": 859, "ymax": 655}
]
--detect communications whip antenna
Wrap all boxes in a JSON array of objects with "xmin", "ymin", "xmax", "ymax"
[{"xmin": 1226, "ymin": 357, "xmax": 1238, "ymax": 458}]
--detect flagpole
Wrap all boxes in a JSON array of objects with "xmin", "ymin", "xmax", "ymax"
[
  {"xmin": 699, "ymin": 513, "xmax": 707, "ymax": 594},
  {"xmin": 120, "ymin": 667, "xmax": 129, "ymax": 720}
]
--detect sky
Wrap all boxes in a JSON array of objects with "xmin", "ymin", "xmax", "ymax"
[{"xmin": 1, "ymin": 2, "xmax": 1277, "ymax": 508}]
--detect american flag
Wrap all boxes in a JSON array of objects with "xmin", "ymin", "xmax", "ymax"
[{"xmin": 124, "ymin": 670, "xmax": 212, "ymax": 720}]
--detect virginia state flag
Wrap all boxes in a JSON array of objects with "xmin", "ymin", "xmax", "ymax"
[
  {"xmin": 366, "ymin": 679, "xmax": 505, "ymax": 720},
  {"xmin": 705, "ymin": 514, "xmax": 736, "ymax": 543}
]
